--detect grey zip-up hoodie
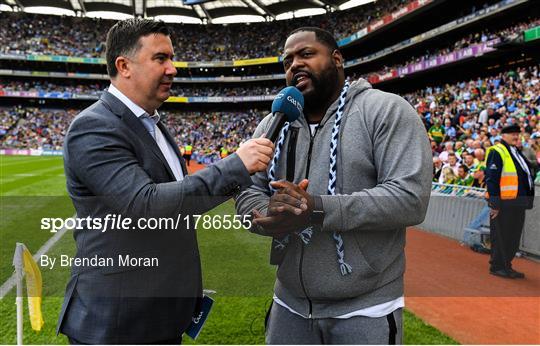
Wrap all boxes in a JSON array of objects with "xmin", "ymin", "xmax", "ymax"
[{"xmin": 235, "ymin": 79, "xmax": 432, "ymax": 318}]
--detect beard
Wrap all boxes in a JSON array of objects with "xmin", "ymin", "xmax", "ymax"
[{"xmin": 296, "ymin": 62, "xmax": 340, "ymax": 116}]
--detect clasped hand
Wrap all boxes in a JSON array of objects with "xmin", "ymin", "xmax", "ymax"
[{"xmin": 252, "ymin": 179, "xmax": 314, "ymax": 237}]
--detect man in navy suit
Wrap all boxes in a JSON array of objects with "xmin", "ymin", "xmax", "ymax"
[{"xmin": 57, "ymin": 19, "xmax": 274, "ymax": 344}]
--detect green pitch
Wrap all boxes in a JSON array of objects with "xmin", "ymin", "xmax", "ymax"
[{"xmin": 0, "ymin": 155, "xmax": 457, "ymax": 344}]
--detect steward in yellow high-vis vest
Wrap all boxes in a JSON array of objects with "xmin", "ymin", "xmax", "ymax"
[
  {"xmin": 485, "ymin": 124, "xmax": 534, "ymax": 279},
  {"xmin": 485, "ymin": 143, "xmax": 518, "ymax": 200},
  {"xmin": 183, "ymin": 144, "xmax": 193, "ymax": 166}
]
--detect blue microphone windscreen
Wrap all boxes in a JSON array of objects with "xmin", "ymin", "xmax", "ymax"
[{"xmin": 271, "ymin": 86, "xmax": 304, "ymax": 122}]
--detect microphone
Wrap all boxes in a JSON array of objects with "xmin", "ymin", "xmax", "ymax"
[{"xmin": 266, "ymin": 86, "xmax": 304, "ymax": 142}]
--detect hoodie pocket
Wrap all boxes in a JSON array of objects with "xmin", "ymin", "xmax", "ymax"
[
  {"xmin": 293, "ymin": 232, "xmax": 381, "ymax": 300},
  {"xmin": 350, "ymin": 232, "xmax": 381, "ymax": 274}
]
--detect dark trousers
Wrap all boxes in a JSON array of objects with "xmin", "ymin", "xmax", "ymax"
[
  {"xmin": 183, "ymin": 154, "xmax": 191, "ymax": 166},
  {"xmin": 489, "ymin": 206, "xmax": 526, "ymax": 271}
]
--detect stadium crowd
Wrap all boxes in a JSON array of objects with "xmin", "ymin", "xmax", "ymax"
[
  {"xmin": 0, "ymin": 106, "xmax": 25, "ymax": 137},
  {"xmin": 1, "ymin": 0, "xmax": 416, "ymax": 61},
  {"xmin": 405, "ymin": 65, "xmax": 540, "ymax": 187},
  {"xmin": 0, "ymin": 79, "xmax": 104, "ymax": 96},
  {"xmin": 0, "ymin": 106, "xmax": 266, "ymax": 162},
  {"xmin": 0, "ymin": 79, "xmax": 282, "ymax": 97},
  {"xmin": 8, "ymin": 15, "xmax": 536, "ymax": 100},
  {"xmin": 1, "ymin": 66, "xmax": 539, "ymax": 180},
  {"xmin": 361, "ymin": 17, "xmax": 540, "ymax": 82},
  {"xmin": 172, "ymin": 84, "xmax": 281, "ymax": 97},
  {"xmin": 165, "ymin": 109, "xmax": 266, "ymax": 163},
  {"xmin": 0, "ymin": 107, "xmax": 76, "ymax": 150}
]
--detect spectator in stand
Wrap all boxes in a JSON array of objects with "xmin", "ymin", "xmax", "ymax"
[
  {"xmin": 472, "ymin": 164, "xmax": 486, "ymax": 188},
  {"xmin": 439, "ymin": 142, "xmax": 454, "ymax": 163},
  {"xmin": 462, "ymin": 152, "xmax": 476, "ymax": 170},
  {"xmin": 474, "ymin": 148, "xmax": 486, "ymax": 164},
  {"xmin": 455, "ymin": 141, "xmax": 466, "ymax": 158},
  {"xmin": 433, "ymin": 157, "xmax": 443, "ymax": 182},
  {"xmin": 517, "ymin": 137, "xmax": 538, "ymax": 175},
  {"xmin": 430, "ymin": 140, "xmax": 440, "ymax": 156},
  {"xmin": 440, "ymin": 152, "xmax": 461, "ymax": 184},
  {"xmin": 440, "ymin": 167, "xmax": 457, "ymax": 185},
  {"xmin": 443, "ymin": 118, "xmax": 457, "ymax": 141},
  {"xmin": 455, "ymin": 165, "xmax": 474, "ymax": 186},
  {"xmin": 428, "ymin": 118, "xmax": 445, "ymax": 145},
  {"xmin": 478, "ymin": 107, "xmax": 491, "ymax": 125}
]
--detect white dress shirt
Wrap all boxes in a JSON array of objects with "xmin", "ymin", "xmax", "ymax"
[{"xmin": 108, "ymin": 84, "xmax": 184, "ymax": 181}]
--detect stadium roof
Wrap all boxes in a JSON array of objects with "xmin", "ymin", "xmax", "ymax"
[{"xmin": 0, "ymin": 0, "xmax": 374, "ymax": 23}]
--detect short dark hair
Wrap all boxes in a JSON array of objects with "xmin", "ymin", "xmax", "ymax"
[
  {"xmin": 288, "ymin": 27, "xmax": 339, "ymax": 52},
  {"xmin": 106, "ymin": 18, "xmax": 171, "ymax": 78}
]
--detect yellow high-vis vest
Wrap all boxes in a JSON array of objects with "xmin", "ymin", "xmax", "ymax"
[
  {"xmin": 487, "ymin": 143, "xmax": 518, "ymax": 200},
  {"xmin": 184, "ymin": 145, "xmax": 193, "ymax": 155}
]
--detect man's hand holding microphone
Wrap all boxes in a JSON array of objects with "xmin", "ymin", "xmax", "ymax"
[
  {"xmin": 236, "ymin": 137, "xmax": 275, "ymax": 174},
  {"xmin": 237, "ymin": 85, "xmax": 305, "ymax": 174}
]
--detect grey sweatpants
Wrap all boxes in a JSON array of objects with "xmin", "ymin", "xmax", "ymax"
[{"xmin": 266, "ymin": 303, "xmax": 403, "ymax": 345}]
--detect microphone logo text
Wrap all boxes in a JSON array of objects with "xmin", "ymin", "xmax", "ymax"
[{"xmin": 287, "ymin": 95, "xmax": 303, "ymax": 113}]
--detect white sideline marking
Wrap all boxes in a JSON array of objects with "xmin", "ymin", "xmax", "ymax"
[{"xmin": 0, "ymin": 216, "xmax": 74, "ymax": 299}]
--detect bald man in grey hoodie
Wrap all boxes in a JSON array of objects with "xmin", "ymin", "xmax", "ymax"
[{"xmin": 235, "ymin": 27, "xmax": 432, "ymax": 344}]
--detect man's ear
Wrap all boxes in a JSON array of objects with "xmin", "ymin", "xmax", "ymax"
[
  {"xmin": 115, "ymin": 56, "xmax": 131, "ymax": 78},
  {"xmin": 332, "ymin": 49, "xmax": 344, "ymax": 69}
]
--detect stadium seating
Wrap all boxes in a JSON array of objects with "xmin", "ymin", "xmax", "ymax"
[
  {"xmin": 0, "ymin": 0, "xmax": 406, "ymax": 61},
  {"xmin": 0, "ymin": 0, "xmax": 538, "ymax": 179},
  {"xmin": 1, "ymin": 65, "xmax": 538, "ymax": 171}
]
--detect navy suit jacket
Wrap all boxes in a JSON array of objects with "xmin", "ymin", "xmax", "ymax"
[
  {"xmin": 57, "ymin": 91, "xmax": 253, "ymax": 344},
  {"xmin": 485, "ymin": 140, "xmax": 535, "ymax": 210}
]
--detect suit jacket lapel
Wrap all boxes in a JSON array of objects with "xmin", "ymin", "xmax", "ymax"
[
  {"xmin": 157, "ymin": 121, "xmax": 189, "ymax": 176},
  {"xmin": 100, "ymin": 91, "xmax": 176, "ymax": 179}
]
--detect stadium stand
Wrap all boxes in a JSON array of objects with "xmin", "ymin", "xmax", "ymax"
[
  {"xmin": 1, "ymin": 65, "xmax": 538, "ymax": 170},
  {"xmin": 0, "ymin": 107, "xmax": 76, "ymax": 150},
  {"xmin": 359, "ymin": 17, "xmax": 540, "ymax": 83},
  {"xmin": 0, "ymin": 0, "xmax": 408, "ymax": 61},
  {"xmin": 0, "ymin": 79, "xmax": 281, "ymax": 97},
  {"xmin": 1, "ymin": 8, "xmax": 538, "ymax": 97},
  {"xmin": 0, "ymin": 79, "xmax": 105, "ymax": 96},
  {"xmin": 0, "ymin": 0, "xmax": 538, "ymax": 172},
  {"xmin": 166, "ymin": 109, "xmax": 267, "ymax": 163}
]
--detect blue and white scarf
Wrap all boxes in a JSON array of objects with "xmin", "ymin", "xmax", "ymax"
[{"xmin": 267, "ymin": 81, "xmax": 352, "ymax": 275}]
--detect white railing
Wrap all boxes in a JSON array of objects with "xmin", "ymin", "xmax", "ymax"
[{"xmin": 431, "ymin": 182, "xmax": 486, "ymax": 199}]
